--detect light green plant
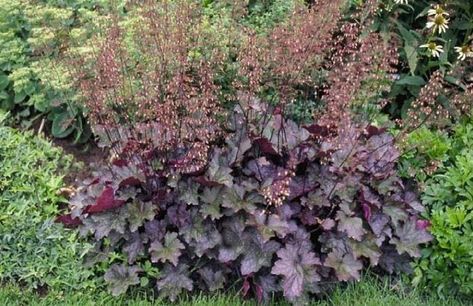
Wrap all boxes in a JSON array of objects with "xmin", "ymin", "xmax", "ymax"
[{"xmin": 0, "ymin": 126, "xmax": 97, "ymax": 291}]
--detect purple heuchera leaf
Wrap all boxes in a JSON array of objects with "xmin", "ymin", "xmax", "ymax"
[
  {"xmin": 240, "ymin": 230, "xmax": 281, "ymax": 275},
  {"xmin": 336, "ymin": 211, "xmax": 366, "ymax": 241},
  {"xmin": 348, "ymin": 236, "xmax": 381, "ymax": 266},
  {"xmin": 104, "ymin": 264, "xmax": 141, "ymax": 296},
  {"xmin": 391, "ymin": 219, "xmax": 432, "ymax": 257},
  {"xmin": 416, "ymin": 219, "xmax": 430, "ymax": 230},
  {"xmin": 167, "ymin": 203, "xmax": 191, "ymax": 228},
  {"xmin": 324, "ymin": 249, "xmax": 362, "ymax": 281},
  {"xmin": 271, "ymin": 242, "xmax": 321, "ymax": 300},
  {"xmin": 85, "ymin": 186, "xmax": 126, "ymax": 214},
  {"xmin": 156, "ymin": 264, "xmax": 193, "ymax": 302},
  {"xmin": 149, "ymin": 232, "xmax": 185, "ymax": 266},
  {"xmin": 127, "ymin": 200, "xmax": 156, "ymax": 232},
  {"xmin": 144, "ymin": 219, "xmax": 166, "ymax": 242},
  {"xmin": 253, "ymin": 137, "xmax": 279, "ymax": 156},
  {"xmin": 379, "ymin": 245, "xmax": 413, "ymax": 274},
  {"xmin": 368, "ymin": 212, "xmax": 390, "ymax": 236},
  {"xmin": 247, "ymin": 210, "xmax": 289, "ymax": 241},
  {"xmin": 123, "ymin": 232, "xmax": 144, "ymax": 264},
  {"xmin": 255, "ymin": 274, "xmax": 279, "ymax": 303},
  {"xmin": 55, "ymin": 213, "xmax": 82, "ymax": 228},
  {"xmin": 198, "ymin": 266, "xmax": 225, "ymax": 291}
]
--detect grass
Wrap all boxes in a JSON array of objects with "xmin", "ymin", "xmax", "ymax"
[{"xmin": 1, "ymin": 276, "xmax": 470, "ymax": 306}]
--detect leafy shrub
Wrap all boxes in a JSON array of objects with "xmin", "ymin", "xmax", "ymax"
[
  {"xmin": 61, "ymin": 100, "xmax": 432, "ymax": 304},
  {"xmin": 0, "ymin": 0, "xmax": 112, "ymax": 141},
  {"xmin": 412, "ymin": 118, "xmax": 473, "ymax": 297},
  {"xmin": 0, "ymin": 125, "xmax": 96, "ymax": 291}
]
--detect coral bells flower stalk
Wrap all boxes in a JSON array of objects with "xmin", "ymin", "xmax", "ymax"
[
  {"xmin": 420, "ymin": 42, "xmax": 444, "ymax": 58},
  {"xmin": 405, "ymin": 70, "xmax": 447, "ymax": 129},
  {"xmin": 77, "ymin": 0, "xmax": 222, "ymax": 174}
]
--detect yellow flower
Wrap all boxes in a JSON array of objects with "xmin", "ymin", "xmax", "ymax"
[
  {"xmin": 394, "ymin": 0, "xmax": 409, "ymax": 4},
  {"xmin": 420, "ymin": 42, "xmax": 444, "ymax": 58},
  {"xmin": 454, "ymin": 46, "xmax": 473, "ymax": 61},
  {"xmin": 426, "ymin": 14, "xmax": 449, "ymax": 34},
  {"xmin": 428, "ymin": 5, "xmax": 449, "ymax": 17}
]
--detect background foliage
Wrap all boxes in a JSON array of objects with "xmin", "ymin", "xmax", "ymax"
[{"xmin": 0, "ymin": 0, "xmax": 114, "ymax": 142}]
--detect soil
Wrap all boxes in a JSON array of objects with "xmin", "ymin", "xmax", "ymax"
[{"xmin": 53, "ymin": 137, "xmax": 108, "ymax": 185}]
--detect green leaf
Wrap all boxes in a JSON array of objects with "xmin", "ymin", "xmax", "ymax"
[
  {"xmin": 396, "ymin": 75, "xmax": 426, "ymax": 86},
  {"xmin": 444, "ymin": 76, "xmax": 467, "ymax": 91},
  {"xmin": 0, "ymin": 74, "xmax": 9, "ymax": 90},
  {"xmin": 14, "ymin": 91, "xmax": 27, "ymax": 103},
  {"xmin": 396, "ymin": 22, "xmax": 419, "ymax": 75},
  {"xmin": 51, "ymin": 112, "xmax": 75, "ymax": 138}
]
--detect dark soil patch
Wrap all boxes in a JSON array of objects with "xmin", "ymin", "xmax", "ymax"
[{"xmin": 53, "ymin": 137, "xmax": 108, "ymax": 185}]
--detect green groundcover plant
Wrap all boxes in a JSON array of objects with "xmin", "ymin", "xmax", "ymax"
[
  {"xmin": 408, "ymin": 118, "xmax": 473, "ymax": 297},
  {"xmin": 0, "ymin": 117, "xmax": 96, "ymax": 291}
]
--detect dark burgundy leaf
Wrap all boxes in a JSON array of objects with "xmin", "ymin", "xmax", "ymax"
[
  {"xmin": 55, "ymin": 213, "xmax": 82, "ymax": 228},
  {"xmin": 193, "ymin": 176, "xmax": 222, "ymax": 187},
  {"xmin": 303, "ymin": 124, "xmax": 330, "ymax": 137},
  {"xmin": 253, "ymin": 137, "xmax": 279, "ymax": 156},
  {"xmin": 85, "ymin": 186, "xmax": 126, "ymax": 214},
  {"xmin": 365, "ymin": 125, "xmax": 386, "ymax": 137},
  {"xmin": 119, "ymin": 177, "xmax": 142, "ymax": 188}
]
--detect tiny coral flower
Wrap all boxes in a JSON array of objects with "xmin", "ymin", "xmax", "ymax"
[
  {"xmin": 428, "ymin": 5, "xmax": 449, "ymax": 17},
  {"xmin": 420, "ymin": 42, "xmax": 444, "ymax": 58},
  {"xmin": 426, "ymin": 14, "xmax": 449, "ymax": 34},
  {"xmin": 454, "ymin": 46, "xmax": 473, "ymax": 61},
  {"xmin": 394, "ymin": 0, "xmax": 409, "ymax": 4}
]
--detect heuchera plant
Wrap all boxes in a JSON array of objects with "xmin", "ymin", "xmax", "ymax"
[{"xmin": 60, "ymin": 98, "xmax": 431, "ymax": 304}]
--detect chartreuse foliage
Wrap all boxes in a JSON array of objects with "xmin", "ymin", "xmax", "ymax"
[
  {"xmin": 411, "ymin": 118, "xmax": 473, "ymax": 297},
  {"xmin": 61, "ymin": 101, "xmax": 431, "ymax": 304},
  {"xmin": 0, "ymin": 275, "xmax": 470, "ymax": 306},
  {"xmin": 0, "ymin": 124, "xmax": 96, "ymax": 291}
]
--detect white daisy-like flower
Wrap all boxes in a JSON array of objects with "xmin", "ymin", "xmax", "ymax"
[
  {"xmin": 428, "ymin": 5, "xmax": 449, "ymax": 17},
  {"xmin": 394, "ymin": 0, "xmax": 409, "ymax": 5},
  {"xmin": 420, "ymin": 42, "xmax": 444, "ymax": 58},
  {"xmin": 426, "ymin": 14, "xmax": 449, "ymax": 34},
  {"xmin": 454, "ymin": 46, "xmax": 473, "ymax": 61}
]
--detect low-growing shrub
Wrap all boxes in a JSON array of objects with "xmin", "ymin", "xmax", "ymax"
[
  {"xmin": 412, "ymin": 118, "xmax": 473, "ymax": 297},
  {"xmin": 0, "ymin": 124, "xmax": 96, "ymax": 291},
  {"xmin": 61, "ymin": 100, "xmax": 432, "ymax": 304}
]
